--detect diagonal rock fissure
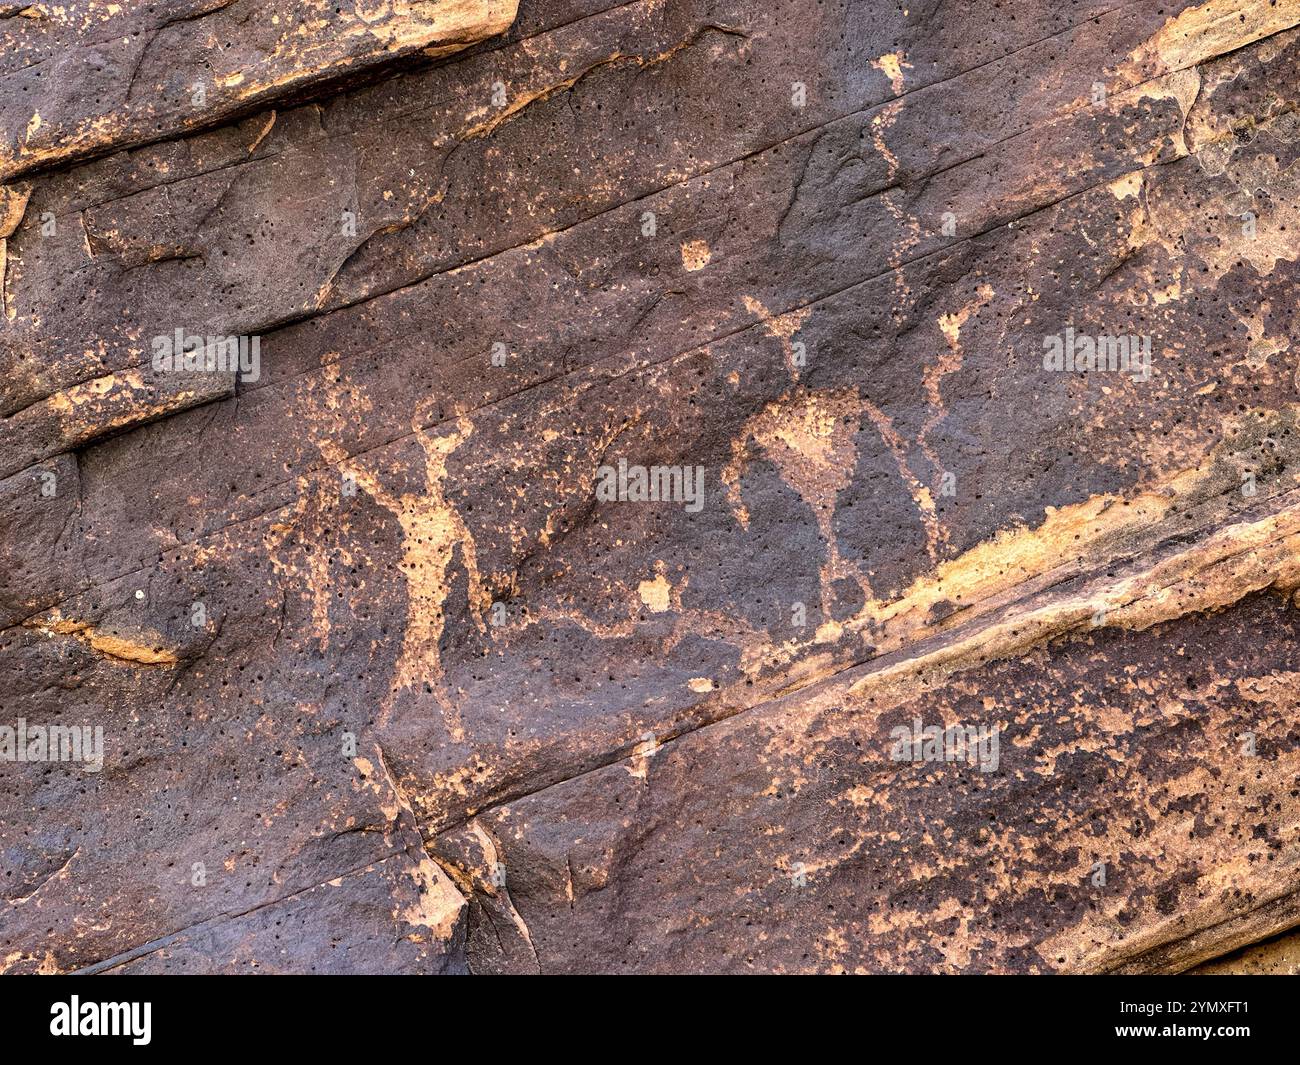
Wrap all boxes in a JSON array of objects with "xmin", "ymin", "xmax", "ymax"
[{"xmin": 425, "ymin": 470, "xmax": 1300, "ymax": 839}]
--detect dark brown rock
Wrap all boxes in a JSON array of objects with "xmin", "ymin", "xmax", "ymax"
[
  {"xmin": 0, "ymin": 0, "xmax": 518, "ymax": 182},
  {"xmin": 2, "ymin": 0, "xmax": 1299, "ymax": 975}
]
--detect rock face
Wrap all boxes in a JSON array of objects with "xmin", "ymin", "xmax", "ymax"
[
  {"xmin": 0, "ymin": 1, "xmax": 520, "ymax": 182},
  {"xmin": 1, "ymin": 0, "xmax": 1298, "ymax": 974}
]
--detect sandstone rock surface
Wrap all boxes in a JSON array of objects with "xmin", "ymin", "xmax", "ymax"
[{"xmin": 1, "ymin": 0, "xmax": 1299, "ymax": 974}]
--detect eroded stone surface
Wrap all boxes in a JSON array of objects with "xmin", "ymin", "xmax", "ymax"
[
  {"xmin": 2, "ymin": 0, "xmax": 1299, "ymax": 975},
  {"xmin": 1190, "ymin": 927, "xmax": 1300, "ymax": 975},
  {"xmin": 0, "ymin": 0, "xmax": 518, "ymax": 182}
]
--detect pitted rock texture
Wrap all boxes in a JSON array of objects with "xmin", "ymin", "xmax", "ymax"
[
  {"xmin": 0, "ymin": 1, "xmax": 519, "ymax": 182},
  {"xmin": 1, "ymin": 0, "xmax": 1299, "ymax": 974}
]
